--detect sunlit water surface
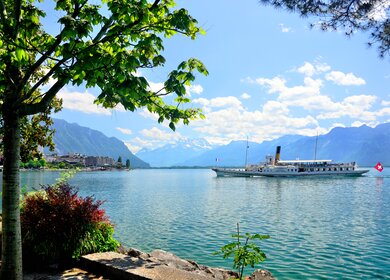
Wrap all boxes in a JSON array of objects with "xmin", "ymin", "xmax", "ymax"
[{"xmin": 4, "ymin": 168, "xmax": 390, "ymax": 279}]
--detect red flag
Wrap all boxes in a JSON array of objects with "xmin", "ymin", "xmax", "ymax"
[{"xmin": 374, "ymin": 162, "xmax": 384, "ymax": 172}]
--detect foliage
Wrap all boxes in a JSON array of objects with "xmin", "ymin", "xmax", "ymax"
[
  {"xmin": 0, "ymin": 0, "xmax": 207, "ymax": 277},
  {"xmin": 0, "ymin": 98, "xmax": 62, "ymax": 162},
  {"xmin": 54, "ymin": 169, "xmax": 79, "ymax": 186},
  {"xmin": 213, "ymin": 223, "xmax": 270, "ymax": 280},
  {"xmin": 126, "ymin": 159, "xmax": 131, "ymax": 169},
  {"xmin": 20, "ymin": 183, "xmax": 119, "ymax": 265},
  {"xmin": 21, "ymin": 158, "xmax": 46, "ymax": 169},
  {"xmin": 260, "ymin": 0, "xmax": 390, "ymax": 57},
  {"xmin": 0, "ymin": 0, "xmax": 208, "ymax": 126}
]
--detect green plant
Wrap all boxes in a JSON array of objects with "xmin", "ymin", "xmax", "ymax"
[
  {"xmin": 54, "ymin": 169, "xmax": 79, "ymax": 186},
  {"xmin": 20, "ymin": 183, "xmax": 119, "ymax": 266},
  {"xmin": 213, "ymin": 223, "xmax": 270, "ymax": 280},
  {"xmin": 74, "ymin": 222, "xmax": 120, "ymax": 259}
]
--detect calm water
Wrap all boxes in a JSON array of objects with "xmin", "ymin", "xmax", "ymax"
[{"xmin": 5, "ymin": 169, "xmax": 390, "ymax": 279}]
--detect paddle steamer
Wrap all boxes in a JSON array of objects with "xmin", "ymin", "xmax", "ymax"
[{"xmin": 212, "ymin": 146, "xmax": 369, "ymax": 177}]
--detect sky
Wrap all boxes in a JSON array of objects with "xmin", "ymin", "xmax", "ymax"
[{"xmin": 45, "ymin": 0, "xmax": 390, "ymax": 153}]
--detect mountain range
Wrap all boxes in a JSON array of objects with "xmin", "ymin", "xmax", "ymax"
[
  {"xmin": 136, "ymin": 123, "xmax": 390, "ymax": 167},
  {"xmin": 46, "ymin": 119, "xmax": 390, "ymax": 168},
  {"xmin": 45, "ymin": 119, "xmax": 149, "ymax": 168},
  {"xmin": 136, "ymin": 138, "xmax": 215, "ymax": 167}
]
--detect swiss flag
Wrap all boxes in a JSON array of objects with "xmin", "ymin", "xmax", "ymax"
[{"xmin": 374, "ymin": 162, "xmax": 384, "ymax": 172}]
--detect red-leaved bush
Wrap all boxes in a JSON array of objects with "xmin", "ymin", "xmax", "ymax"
[{"xmin": 21, "ymin": 183, "xmax": 119, "ymax": 266}]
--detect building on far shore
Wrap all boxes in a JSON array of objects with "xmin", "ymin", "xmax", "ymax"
[
  {"xmin": 85, "ymin": 156, "xmax": 115, "ymax": 167},
  {"xmin": 45, "ymin": 153, "xmax": 115, "ymax": 167}
]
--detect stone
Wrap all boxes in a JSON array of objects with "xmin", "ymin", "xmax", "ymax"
[
  {"xmin": 81, "ymin": 249, "xmax": 242, "ymax": 280},
  {"xmin": 250, "ymin": 269, "xmax": 275, "ymax": 280}
]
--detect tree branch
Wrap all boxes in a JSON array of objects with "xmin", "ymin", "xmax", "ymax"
[
  {"xmin": 0, "ymin": 0, "xmax": 7, "ymax": 26},
  {"xmin": 19, "ymin": 79, "xmax": 66, "ymax": 116},
  {"xmin": 18, "ymin": 0, "xmax": 88, "ymax": 96},
  {"xmin": 13, "ymin": 0, "xmax": 22, "ymax": 39}
]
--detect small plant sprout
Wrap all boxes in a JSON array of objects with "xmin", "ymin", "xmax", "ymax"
[{"xmin": 213, "ymin": 223, "xmax": 270, "ymax": 280}]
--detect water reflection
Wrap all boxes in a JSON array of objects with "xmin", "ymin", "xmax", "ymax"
[{"xmin": 1, "ymin": 169, "xmax": 389, "ymax": 279}]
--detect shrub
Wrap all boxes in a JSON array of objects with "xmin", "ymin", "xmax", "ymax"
[
  {"xmin": 213, "ymin": 223, "xmax": 270, "ymax": 280},
  {"xmin": 21, "ymin": 183, "xmax": 119, "ymax": 266}
]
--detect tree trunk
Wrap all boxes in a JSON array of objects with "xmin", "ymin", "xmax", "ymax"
[{"xmin": 1, "ymin": 111, "xmax": 22, "ymax": 280}]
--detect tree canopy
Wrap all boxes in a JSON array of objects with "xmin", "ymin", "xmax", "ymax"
[
  {"xmin": 260, "ymin": 0, "xmax": 390, "ymax": 58},
  {"xmin": 0, "ymin": 0, "xmax": 208, "ymax": 278}
]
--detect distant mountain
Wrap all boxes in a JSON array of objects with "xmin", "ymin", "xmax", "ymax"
[
  {"xmin": 147, "ymin": 123, "xmax": 390, "ymax": 167},
  {"xmin": 136, "ymin": 138, "xmax": 214, "ymax": 167},
  {"xmin": 45, "ymin": 119, "xmax": 150, "ymax": 168},
  {"xmin": 181, "ymin": 134, "xmax": 306, "ymax": 167}
]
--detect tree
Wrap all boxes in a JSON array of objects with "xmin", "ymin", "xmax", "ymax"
[
  {"xmin": 0, "ymin": 96, "xmax": 62, "ymax": 163},
  {"xmin": 126, "ymin": 159, "xmax": 131, "ymax": 169},
  {"xmin": 259, "ymin": 0, "xmax": 390, "ymax": 58},
  {"xmin": 0, "ymin": 0, "xmax": 208, "ymax": 278},
  {"xmin": 117, "ymin": 156, "xmax": 122, "ymax": 164}
]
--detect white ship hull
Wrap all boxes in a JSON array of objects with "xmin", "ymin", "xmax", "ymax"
[
  {"xmin": 212, "ymin": 145, "xmax": 369, "ymax": 177},
  {"xmin": 212, "ymin": 168, "xmax": 369, "ymax": 177}
]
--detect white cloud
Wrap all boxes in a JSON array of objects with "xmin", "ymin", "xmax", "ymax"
[
  {"xmin": 255, "ymin": 76, "xmax": 287, "ymax": 94},
  {"xmin": 317, "ymin": 95, "xmax": 377, "ymax": 121},
  {"xmin": 256, "ymin": 76, "xmax": 324, "ymax": 107},
  {"xmin": 240, "ymin": 92, "xmax": 251, "ymax": 100},
  {"xmin": 279, "ymin": 23, "xmax": 293, "ymax": 33},
  {"xmin": 186, "ymin": 84, "xmax": 203, "ymax": 95},
  {"xmin": 191, "ymin": 96, "xmax": 319, "ymax": 144},
  {"xmin": 132, "ymin": 61, "xmax": 384, "ymax": 151},
  {"xmin": 124, "ymin": 127, "xmax": 186, "ymax": 153},
  {"xmin": 140, "ymin": 127, "xmax": 185, "ymax": 142},
  {"xmin": 139, "ymin": 108, "xmax": 160, "ymax": 121},
  {"xmin": 116, "ymin": 127, "xmax": 132, "ymax": 135},
  {"xmin": 240, "ymin": 77, "xmax": 255, "ymax": 84},
  {"xmin": 297, "ymin": 62, "xmax": 316, "ymax": 77},
  {"xmin": 296, "ymin": 62, "xmax": 331, "ymax": 77},
  {"xmin": 381, "ymin": 100, "xmax": 390, "ymax": 106},
  {"xmin": 148, "ymin": 81, "xmax": 165, "ymax": 94},
  {"xmin": 124, "ymin": 137, "xmax": 156, "ymax": 153},
  {"xmin": 201, "ymin": 62, "xmax": 382, "ymax": 143},
  {"xmin": 58, "ymin": 88, "xmax": 125, "ymax": 115},
  {"xmin": 193, "ymin": 96, "xmax": 243, "ymax": 109},
  {"xmin": 376, "ymin": 107, "xmax": 390, "ymax": 117},
  {"xmin": 314, "ymin": 62, "xmax": 331, "ymax": 74},
  {"xmin": 325, "ymin": 71, "xmax": 366, "ymax": 86},
  {"xmin": 124, "ymin": 142, "xmax": 142, "ymax": 153}
]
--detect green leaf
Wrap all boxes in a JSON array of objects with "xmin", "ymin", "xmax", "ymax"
[
  {"xmin": 15, "ymin": 49, "xmax": 25, "ymax": 62},
  {"xmin": 169, "ymin": 122, "xmax": 176, "ymax": 131}
]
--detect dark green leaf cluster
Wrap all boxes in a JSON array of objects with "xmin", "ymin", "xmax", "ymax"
[
  {"xmin": 260, "ymin": 0, "xmax": 390, "ymax": 58},
  {"xmin": 0, "ymin": 0, "xmax": 207, "ymax": 126}
]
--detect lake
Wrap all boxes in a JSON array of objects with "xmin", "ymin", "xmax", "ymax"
[{"xmin": 4, "ymin": 168, "xmax": 390, "ymax": 279}]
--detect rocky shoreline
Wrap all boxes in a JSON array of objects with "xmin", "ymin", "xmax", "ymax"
[
  {"xmin": 79, "ymin": 248, "xmax": 274, "ymax": 280},
  {"xmin": 1, "ymin": 215, "xmax": 274, "ymax": 279}
]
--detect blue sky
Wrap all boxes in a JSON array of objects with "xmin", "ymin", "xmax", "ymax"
[{"xmin": 48, "ymin": 0, "xmax": 390, "ymax": 153}]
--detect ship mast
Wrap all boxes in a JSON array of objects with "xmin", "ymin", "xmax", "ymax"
[
  {"xmin": 244, "ymin": 136, "xmax": 249, "ymax": 168},
  {"xmin": 314, "ymin": 132, "xmax": 318, "ymax": 161}
]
